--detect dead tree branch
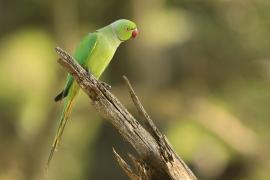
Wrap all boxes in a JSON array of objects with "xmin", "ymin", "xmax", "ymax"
[{"xmin": 55, "ymin": 47, "xmax": 197, "ymax": 180}]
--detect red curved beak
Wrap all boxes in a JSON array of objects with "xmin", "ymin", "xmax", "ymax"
[{"xmin": 132, "ymin": 28, "xmax": 138, "ymax": 38}]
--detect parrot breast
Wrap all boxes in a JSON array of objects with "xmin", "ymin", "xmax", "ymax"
[{"xmin": 87, "ymin": 28, "xmax": 121, "ymax": 79}]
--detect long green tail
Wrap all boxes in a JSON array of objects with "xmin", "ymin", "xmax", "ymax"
[{"xmin": 47, "ymin": 83, "xmax": 79, "ymax": 167}]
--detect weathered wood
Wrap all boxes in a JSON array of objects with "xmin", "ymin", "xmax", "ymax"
[{"xmin": 55, "ymin": 47, "xmax": 197, "ymax": 180}]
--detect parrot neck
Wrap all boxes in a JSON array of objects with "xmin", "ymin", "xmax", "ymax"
[{"xmin": 97, "ymin": 26, "xmax": 122, "ymax": 46}]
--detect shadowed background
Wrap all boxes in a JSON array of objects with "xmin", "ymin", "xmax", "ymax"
[{"xmin": 0, "ymin": 0, "xmax": 270, "ymax": 179}]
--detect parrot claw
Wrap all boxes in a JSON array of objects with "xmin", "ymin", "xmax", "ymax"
[
  {"xmin": 100, "ymin": 81, "xmax": 112, "ymax": 90},
  {"xmin": 85, "ymin": 69, "xmax": 111, "ymax": 90},
  {"xmin": 85, "ymin": 69, "xmax": 91, "ymax": 76}
]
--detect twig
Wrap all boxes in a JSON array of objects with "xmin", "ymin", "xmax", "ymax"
[
  {"xmin": 112, "ymin": 148, "xmax": 140, "ymax": 180},
  {"xmin": 123, "ymin": 76, "xmax": 162, "ymax": 141},
  {"xmin": 55, "ymin": 47, "xmax": 197, "ymax": 180}
]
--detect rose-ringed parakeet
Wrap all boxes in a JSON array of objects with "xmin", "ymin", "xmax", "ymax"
[{"xmin": 47, "ymin": 19, "xmax": 138, "ymax": 166}]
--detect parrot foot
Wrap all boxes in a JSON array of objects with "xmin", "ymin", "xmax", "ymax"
[
  {"xmin": 100, "ymin": 81, "xmax": 112, "ymax": 90},
  {"xmin": 85, "ymin": 69, "xmax": 91, "ymax": 76},
  {"xmin": 85, "ymin": 69, "xmax": 111, "ymax": 90}
]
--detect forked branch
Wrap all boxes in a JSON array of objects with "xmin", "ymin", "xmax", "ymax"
[{"xmin": 55, "ymin": 47, "xmax": 197, "ymax": 180}]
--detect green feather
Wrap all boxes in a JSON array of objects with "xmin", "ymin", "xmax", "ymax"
[{"xmin": 64, "ymin": 33, "xmax": 97, "ymax": 96}]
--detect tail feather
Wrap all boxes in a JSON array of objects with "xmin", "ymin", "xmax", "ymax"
[
  {"xmin": 47, "ymin": 96, "xmax": 75, "ymax": 167},
  {"xmin": 54, "ymin": 89, "xmax": 68, "ymax": 102}
]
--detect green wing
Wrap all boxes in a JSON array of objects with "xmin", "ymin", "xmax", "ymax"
[
  {"xmin": 65, "ymin": 32, "xmax": 98, "ymax": 94},
  {"xmin": 54, "ymin": 33, "xmax": 98, "ymax": 101},
  {"xmin": 74, "ymin": 32, "xmax": 98, "ymax": 65}
]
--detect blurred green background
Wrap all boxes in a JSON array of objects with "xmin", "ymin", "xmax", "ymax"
[{"xmin": 0, "ymin": 0, "xmax": 270, "ymax": 179}]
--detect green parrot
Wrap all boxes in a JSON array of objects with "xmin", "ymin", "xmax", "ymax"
[{"xmin": 47, "ymin": 19, "xmax": 138, "ymax": 166}]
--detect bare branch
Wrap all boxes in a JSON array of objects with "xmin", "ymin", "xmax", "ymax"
[{"xmin": 55, "ymin": 47, "xmax": 197, "ymax": 180}]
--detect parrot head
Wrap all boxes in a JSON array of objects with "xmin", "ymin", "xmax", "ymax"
[{"xmin": 111, "ymin": 19, "xmax": 138, "ymax": 41}]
